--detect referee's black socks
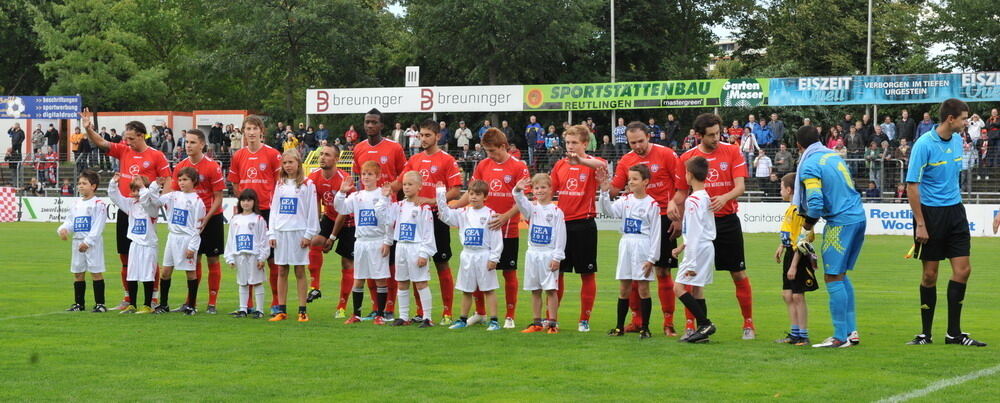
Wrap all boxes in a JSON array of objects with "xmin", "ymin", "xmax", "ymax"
[
  {"xmin": 920, "ymin": 285, "xmax": 936, "ymax": 337},
  {"xmin": 947, "ymin": 280, "xmax": 966, "ymax": 337},
  {"xmin": 73, "ymin": 280, "xmax": 86, "ymax": 306}
]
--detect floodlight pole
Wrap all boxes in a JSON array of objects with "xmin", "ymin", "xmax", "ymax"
[
  {"xmin": 610, "ymin": 0, "xmax": 616, "ymax": 128},
  {"xmin": 866, "ymin": 0, "xmax": 873, "ymax": 118}
]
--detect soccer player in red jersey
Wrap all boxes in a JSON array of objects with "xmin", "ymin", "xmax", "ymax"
[
  {"xmin": 352, "ymin": 108, "xmax": 406, "ymax": 320},
  {"xmin": 672, "ymin": 113, "xmax": 755, "ymax": 340},
  {"xmin": 389, "ymin": 119, "xmax": 462, "ymax": 324},
  {"xmin": 306, "ymin": 144, "xmax": 353, "ymax": 316},
  {"xmin": 550, "ymin": 124, "xmax": 608, "ymax": 332},
  {"xmin": 166, "ymin": 129, "xmax": 226, "ymax": 314},
  {"xmin": 227, "ymin": 115, "xmax": 283, "ymax": 315},
  {"xmin": 610, "ymin": 121, "xmax": 682, "ymax": 336},
  {"xmin": 80, "ymin": 109, "xmax": 171, "ymax": 310}
]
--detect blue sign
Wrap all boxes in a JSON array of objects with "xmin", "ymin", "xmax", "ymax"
[
  {"xmin": 768, "ymin": 72, "xmax": 1000, "ymax": 106},
  {"xmin": 463, "ymin": 228, "xmax": 484, "ymax": 246},
  {"xmin": 236, "ymin": 234, "xmax": 253, "ymax": 251},
  {"xmin": 399, "ymin": 223, "xmax": 416, "ymax": 241},
  {"xmin": 73, "ymin": 216, "xmax": 92, "ymax": 232},
  {"xmin": 0, "ymin": 96, "xmax": 82, "ymax": 119},
  {"xmin": 279, "ymin": 197, "xmax": 298, "ymax": 215},
  {"xmin": 530, "ymin": 225, "xmax": 552, "ymax": 245},
  {"xmin": 132, "ymin": 218, "xmax": 147, "ymax": 235},
  {"xmin": 358, "ymin": 209, "xmax": 377, "ymax": 226},
  {"xmin": 624, "ymin": 218, "xmax": 642, "ymax": 234},
  {"xmin": 171, "ymin": 208, "xmax": 189, "ymax": 226}
]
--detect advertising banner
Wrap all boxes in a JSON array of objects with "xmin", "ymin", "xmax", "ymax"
[
  {"xmin": 306, "ymin": 86, "xmax": 522, "ymax": 114},
  {"xmin": 768, "ymin": 72, "xmax": 1000, "ymax": 106},
  {"xmin": 0, "ymin": 96, "xmax": 82, "ymax": 119},
  {"xmin": 522, "ymin": 79, "xmax": 769, "ymax": 111}
]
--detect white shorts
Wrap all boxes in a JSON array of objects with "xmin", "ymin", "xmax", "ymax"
[
  {"xmin": 162, "ymin": 234, "xmax": 197, "ymax": 271},
  {"xmin": 456, "ymin": 249, "xmax": 498, "ymax": 293},
  {"xmin": 233, "ymin": 254, "xmax": 266, "ymax": 286},
  {"xmin": 70, "ymin": 238, "xmax": 105, "ymax": 274},
  {"xmin": 394, "ymin": 242, "xmax": 431, "ymax": 282},
  {"xmin": 126, "ymin": 243, "xmax": 158, "ymax": 282},
  {"xmin": 354, "ymin": 238, "xmax": 390, "ymax": 280},
  {"xmin": 676, "ymin": 245, "xmax": 714, "ymax": 287},
  {"xmin": 523, "ymin": 248, "xmax": 558, "ymax": 291},
  {"xmin": 273, "ymin": 230, "xmax": 309, "ymax": 266},
  {"xmin": 615, "ymin": 236, "xmax": 655, "ymax": 281}
]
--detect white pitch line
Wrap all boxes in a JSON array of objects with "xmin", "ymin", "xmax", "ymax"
[
  {"xmin": 0, "ymin": 311, "xmax": 67, "ymax": 321},
  {"xmin": 878, "ymin": 363, "xmax": 1000, "ymax": 402}
]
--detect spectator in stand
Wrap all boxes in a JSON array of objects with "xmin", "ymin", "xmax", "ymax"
[
  {"xmin": 390, "ymin": 122, "xmax": 405, "ymax": 145},
  {"xmin": 8, "ymin": 123, "xmax": 24, "ymax": 161},
  {"xmin": 879, "ymin": 140, "xmax": 892, "ymax": 180},
  {"xmin": 275, "ymin": 121, "xmax": 286, "ymax": 137},
  {"xmin": 508, "ymin": 143, "xmax": 522, "ymax": 160},
  {"xmin": 648, "ymin": 117, "xmax": 663, "ymax": 144},
  {"xmin": 967, "ymin": 114, "xmax": 984, "ymax": 146},
  {"xmin": 229, "ymin": 127, "xmax": 243, "ymax": 151},
  {"xmin": 745, "ymin": 114, "xmax": 762, "ymax": 147},
  {"xmin": 763, "ymin": 172, "xmax": 781, "ymax": 198},
  {"xmin": 612, "ymin": 117, "xmax": 628, "ymax": 158},
  {"xmin": 544, "ymin": 125, "xmax": 560, "ymax": 151},
  {"xmin": 893, "ymin": 182, "xmax": 907, "ymax": 203},
  {"xmin": 159, "ymin": 128, "xmax": 175, "ymax": 157},
  {"xmin": 598, "ymin": 135, "xmax": 615, "ymax": 160},
  {"xmin": 470, "ymin": 143, "xmax": 485, "ymax": 165},
  {"xmin": 77, "ymin": 128, "xmax": 94, "ymax": 172},
  {"xmin": 896, "ymin": 109, "xmax": 917, "ymax": 143},
  {"xmin": 753, "ymin": 150, "xmax": 772, "ymax": 186},
  {"xmin": 880, "ymin": 116, "xmax": 897, "ymax": 144},
  {"xmin": 916, "ymin": 112, "xmax": 935, "ymax": 138},
  {"xmin": 666, "ymin": 114, "xmax": 682, "ymax": 146},
  {"xmin": 303, "ymin": 126, "xmax": 319, "ymax": 155},
  {"xmin": 109, "ymin": 128, "xmax": 122, "ymax": 143},
  {"xmin": 865, "ymin": 141, "xmax": 882, "ymax": 185},
  {"xmin": 283, "ymin": 133, "xmax": 299, "ymax": 153},
  {"xmin": 825, "ymin": 126, "xmax": 842, "ymax": 149},
  {"xmin": 871, "ymin": 124, "xmax": 888, "ymax": 146},
  {"xmin": 344, "ymin": 125, "xmax": 358, "ymax": 148},
  {"xmin": 209, "ymin": 123, "xmax": 224, "ymax": 155},
  {"xmin": 585, "ymin": 116, "xmax": 597, "ymax": 135},
  {"xmin": 315, "ymin": 123, "xmax": 329, "ymax": 146},
  {"xmin": 45, "ymin": 124, "xmax": 60, "ymax": 154},
  {"xmin": 23, "ymin": 177, "xmax": 44, "ymax": 196},
  {"xmin": 839, "ymin": 113, "xmax": 854, "ymax": 135},
  {"xmin": 740, "ymin": 126, "xmax": 760, "ymax": 174},
  {"xmin": 759, "ymin": 115, "xmax": 773, "ymax": 147},
  {"xmin": 438, "ymin": 121, "xmax": 452, "ymax": 152},
  {"xmin": 683, "ymin": 128, "xmax": 699, "ymax": 150},
  {"xmin": 31, "ymin": 124, "xmax": 44, "ymax": 157},
  {"xmin": 4, "ymin": 147, "xmax": 17, "ymax": 183},
  {"xmin": 585, "ymin": 122, "xmax": 597, "ymax": 153},
  {"xmin": 477, "ymin": 120, "xmax": 492, "ymax": 145},
  {"xmin": 456, "ymin": 144, "xmax": 473, "ymax": 182},
  {"xmin": 986, "ymin": 108, "xmax": 1000, "ymax": 171},
  {"xmin": 768, "ymin": 113, "xmax": 785, "ymax": 146},
  {"xmin": 455, "ymin": 120, "xmax": 473, "ymax": 150},
  {"xmin": 500, "ymin": 120, "xmax": 519, "ymax": 151},
  {"xmin": 43, "ymin": 146, "xmax": 58, "ymax": 184},
  {"xmin": 405, "ymin": 123, "xmax": 420, "ymax": 156},
  {"xmin": 894, "ymin": 138, "xmax": 911, "ymax": 172},
  {"xmin": 727, "ymin": 120, "xmax": 744, "ymax": 143},
  {"xmin": 960, "ymin": 141, "xmax": 975, "ymax": 191},
  {"xmin": 773, "ymin": 143, "xmax": 794, "ymax": 175},
  {"xmin": 60, "ymin": 178, "xmax": 73, "ymax": 196},
  {"xmin": 525, "ymin": 115, "xmax": 544, "ymax": 167},
  {"xmin": 296, "ymin": 122, "xmax": 307, "ymax": 138},
  {"xmin": 864, "ymin": 181, "xmax": 880, "ymax": 200},
  {"xmin": 845, "ymin": 126, "xmax": 864, "ymax": 153},
  {"xmin": 858, "ymin": 114, "xmax": 874, "ymax": 144}
]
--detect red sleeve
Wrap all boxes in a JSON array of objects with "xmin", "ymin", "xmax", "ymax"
[
  {"xmin": 550, "ymin": 160, "xmax": 562, "ymax": 191},
  {"xmin": 155, "ymin": 152, "xmax": 171, "ymax": 178},
  {"xmin": 108, "ymin": 142, "xmax": 126, "ymax": 159},
  {"xmin": 210, "ymin": 162, "xmax": 225, "ymax": 192},
  {"xmin": 227, "ymin": 155, "xmax": 240, "ymax": 184},
  {"xmin": 472, "ymin": 160, "xmax": 483, "ymax": 181},
  {"xmin": 730, "ymin": 146, "xmax": 748, "ymax": 177},
  {"xmin": 445, "ymin": 159, "xmax": 462, "ymax": 188},
  {"xmin": 271, "ymin": 149, "xmax": 282, "ymax": 175},
  {"xmin": 611, "ymin": 154, "xmax": 628, "ymax": 190},
  {"xmin": 517, "ymin": 160, "xmax": 529, "ymax": 182},
  {"xmin": 397, "ymin": 158, "xmax": 413, "ymax": 184},
  {"xmin": 675, "ymin": 153, "xmax": 690, "ymax": 191},
  {"xmin": 393, "ymin": 145, "xmax": 406, "ymax": 176}
]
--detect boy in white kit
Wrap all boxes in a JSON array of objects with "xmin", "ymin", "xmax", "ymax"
[
  {"xmin": 671, "ymin": 156, "xmax": 717, "ymax": 343},
  {"xmin": 384, "ymin": 171, "xmax": 437, "ymax": 328},
  {"xmin": 598, "ymin": 164, "xmax": 661, "ymax": 340},
  {"xmin": 108, "ymin": 173, "xmax": 161, "ymax": 314},
  {"xmin": 335, "ymin": 160, "xmax": 392, "ymax": 325},
  {"xmin": 58, "ymin": 170, "xmax": 108, "ymax": 313},
  {"xmin": 514, "ymin": 173, "xmax": 566, "ymax": 334},
  {"xmin": 225, "ymin": 189, "xmax": 270, "ymax": 319},
  {"xmin": 152, "ymin": 166, "xmax": 206, "ymax": 315},
  {"xmin": 436, "ymin": 179, "xmax": 504, "ymax": 331}
]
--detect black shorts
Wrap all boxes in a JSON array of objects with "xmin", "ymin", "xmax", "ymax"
[
  {"xmin": 116, "ymin": 210, "xmax": 132, "ymax": 255},
  {"xmin": 335, "ymin": 226, "xmax": 356, "ymax": 259},
  {"xmin": 260, "ymin": 209, "xmax": 274, "ymax": 260},
  {"xmin": 432, "ymin": 213, "xmax": 452, "ymax": 264},
  {"xmin": 782, "ymin": 247, "xmax": 819, "ymax": 293},
  {"xmin": 654, "ymin": 215, "xmax": 678, "ymax": 269},
  {"xmin": 319, "ymin": 215, "xmax": 335, "ymax": 238},
  {"xmin": 913, "ymin": 203, "xmax": 971, "ymax": 261},
  {"xmin": 198, "ymin": 213, "xmax": 224, "ymax": 257},
  {"xmin": 713, "ymin": 214, "xmax": 746, "ymax": 272},
  {"xmin": 559, "ymin": 218, "xmax": 598, "ymax": 274},
  {"xmin": 497, "ymin": 237, "xmax": 519, "ymax": 271}
]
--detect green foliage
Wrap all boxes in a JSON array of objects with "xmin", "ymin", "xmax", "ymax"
[
  {"xmin": 932, "ymin": 0, "xmax": 1000, "ymax": 71},
  {"xmin": 0, "ymin": 0, "xmax": 53, "ymax": 95}
]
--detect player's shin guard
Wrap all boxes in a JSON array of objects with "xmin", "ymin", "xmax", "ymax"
[
  {"xmin": 580, "ymin": 273, "xmax": 596, "ymax": 321},
  {"xmin": 503, "ymin": 270, "xmax": 518, "ymax": 319},
  {"xmin": 947, "ymin": 280, "xmax": 966, "ymax": 337},
  {"xmin": 238, "ymin": 285, "xmax": 249, "ymax": 311},
  {"xmin": 126, "ymin": 281, "xmax": 138, "ymax": 307},
  {"xmin": 843, "ymin": 275, "xmax": 856, "ymax": 333},
  {"xmin": 367, "ymin": 279, "xmax": 377, "ymax": 311},
  {"xmin": 438, "ymin": 267, "xmax": 455, "ymax": 317},
  {"xmin": 556, "ymin": 273, "xmax": 565, "ymax": 302},
  {"xmin": 397, "ymin": 289, "xmax": 411, "ymax": 321},
  {"xmin": 920, "ymin": 285, "xmax": 937, "ymax": 337},
  {"xmin": 734, "ymin": 276, "xmax": 753, "ymax": 326},
  {"xmin": 187, "ymin": 278, "xmax": 199, "ymax": 308},
  {"xmin": 93, "ymin": 279, "xmax": 105, "ymax": 305},
  {"xmin": 827, "ymin": 280, "xmax": 848, "ymax": 341},
  {"xmin": 338, "ymin": 269, "xmax": 353, "ymax": 310},
  {"xmin": 268, "ymin": 262, "xmax": 280, "ymax": 307},
  {"xmin": 684, "ymin": 284, "xmax": 695, "ymax": 326},
  {"xmin": 657, "ymin": 273, "xmax": 676, "ymax": 326},
  {"xmin": 386, "ymin": 274, "xmax": 397, "ymax": 314},
  {"xmin": 418, "ymin": 287, "xmax": 432, "ymax": 321},
  {"xmin": 142, "ymin": 281, "xmax": 154, "ymax": 307},
  {"xmin": 473, "ymin": 290, "xmax": 486, "ymax": 316},
  {"xmin": 253, "ymin": 284, "xmax": 265, "ymax": 313},
  {"xmin": 678, "ymin": 293, "xmax": 709, "ymax": 326},
  {"xmin": 308, "ymin": 246, "xmax": 323, "ymax": 290},
  {"xmin": 207, "ymin": 261, "xmax": 221, "ymax": 306}
]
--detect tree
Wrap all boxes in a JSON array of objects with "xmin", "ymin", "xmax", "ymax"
[
  {"xmin": 0, "ymin": 1, "xmax": 53, "ymax": 95},
  {"xmin": 933, "ymin": 0, "xmax": 1000, "ymax": 71}
]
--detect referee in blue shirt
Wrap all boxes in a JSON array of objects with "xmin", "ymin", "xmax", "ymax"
[{"xmin": 905, "ymin": 98, "xmax": 986, "ymax": 347}]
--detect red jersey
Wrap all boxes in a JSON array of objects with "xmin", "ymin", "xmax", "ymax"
[
  {"xmin": 509, "ymin": 148, "xmax": 522, "ymax": 159},
  {"xmin": 227, "ymin": 145, "xmax": 282, "ymax": 210},
  {"xmin": 472, "ymin": 155, "xmax": 530, "ymax": 238},
  {"xmin": 172, "ymin": 155, "xmax": 225, "ymax": 215},
  {"xmin": 399, "ymin": 150, "xmax": 462, "ymax": 200},
  {"xmin": 107, "ymin": 142, "xmax": 171, "ymax": 197},
  {"xmin": 308, "ymin": 168, "xmax": 351, "ymax": 221},
  {"xmin": 352, "ymin": 138, "xmax": 406, "ymax": 186},
  {"xmin": 675, "ymin": 142, "xmax": 747, "ymax": 217},
  {"xmin": 550, "ymin": 155, "xmax": 606, "ymax": 221},
  {"xmin": 612, "ymin": 144, "xmax": 678, "ymax": 215}
]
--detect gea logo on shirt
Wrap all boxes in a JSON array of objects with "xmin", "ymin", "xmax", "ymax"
[{"xmin": 279, "ymin": 197, "xmax": 298, "ymax": 215}]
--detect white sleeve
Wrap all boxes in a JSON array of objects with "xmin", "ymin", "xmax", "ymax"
[
  {"xmin": 488, "ymin": 220, "xmax": 503, "ymax": 263},
  {"xmin": 435, "ymin": 187, "xmax": 460, "ymax": 226},
  {"xmin": 139, "ymin": 183, "xmax": 162, "ymax": 217},
  {"xmin": 418, "ymin": 208, "xmax": 437, "ymax": 260},
  {"xmin": 267, "ymin": 186, "xmax": 280, "ymax": 240},
  {"xmin": 597, "ymin": 190, "xmax": 618, "ymax": 218},
  {"xmin": 85, "ymin": 201, "xmax": 107, "ymax": 247},
  {"xmin": 380, "ymin": 200, "xmax": 397, "ymax": 246},
  {"xmin": 646, "ymin": 203, "xmax": 662, "ymax": 263},
  {"xmin": 187, "ymin": 200, "xmax": 205, "ymax": 251},
  {"xmin": 334, "ymin": 191, "xmax": 351, "ymax": 215},
  {"xmin": 513, "ymin": 189, "xmax": 533, "ymax": 218},
  {"xmin": 552, "ymin": 209, "xmax": 567, "ymax": 262},
  {"xmin": 223, "ymin": 222, "xmax": 236, "ymax": 264},
  {"xmin": 57, "ymin": 205, "xmax": 73, "ymax": 235},
  {"xmin": 303, "ymin": 182, "xmax": 320, "ymax": 240},
  {"xmin": 682, "ymin": 198, "xmax": 704, "ymax": 250},
  {"xmin": 256, "ymin": 216, "xmax": 270, "ymax": 261},
  {"xmin": 107, "ymin": 179, "xmax": 131, "ymax": 211}
]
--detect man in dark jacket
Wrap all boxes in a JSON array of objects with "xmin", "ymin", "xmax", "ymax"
[
  {"xmin": 840, "ymin": 113, "xmax": 854, "ymax": 135},
  {"xmin": 7, "ymin": 123, "xmax": 24, "ymax": 160},
  {"xmin": 895, "ymin": 109, "xmax": 917, "ymax": 143},
  {"xmin": 916, "ymin": 112, "xmax": 935, "ymax": 138},
  {"xmin": 209, "ymin": 123, "xmax": 224, "ymax": 154},
  {"xmin": 768, "ymin": 113, "xmax": 786, "ymax": 146},
  {"xmin": 45, "ymin": 124, "xmax": 60, "ymax": 154},
  {"xmin": 664, "ymin": 114, "xmax": 681, "ymax": 146}
]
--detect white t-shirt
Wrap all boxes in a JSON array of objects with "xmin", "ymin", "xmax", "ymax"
[
  {"xmin": 335, "ymin": 188, "xmax": 390, "ymax": 241},
  {"xmin": 268, "ymin": 179, "xmax": 319, "ymax": 240},
  {"xmin": 385, "ymin": 199, "xmax": 436, "ymax": 259},
  {"xmin": 754, "ymin": 155, "xmax": 772, "ymax": 178},
  {"xmin": 436, "ymin": 187, "xmax": 502, "ymax": 261},
  {"xmin": 597, "ymin": 191, "xmax": 662, "ymax": 264},
  {"xmin": 513, "ymin": 190, "xmax": 566, "ymax": 260},
  {"xmin": 224, "ymin": 213, "xmax": 270, "ymax": 264}
]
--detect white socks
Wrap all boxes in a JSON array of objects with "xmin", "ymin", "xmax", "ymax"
[
  {"xmin": 239, "ymin": 285, "xmax": 249, "ymax": 311},
  {"xmin": 254, "ymin": 284, "xmax": 265, "ymax": 313},
  {"xmin": 418, "ymin": 287, "xmax": 432, "ymax": 321},
  {"xmin": 398, "ymin": 289, "xmax": 410, "ymax": 321}
]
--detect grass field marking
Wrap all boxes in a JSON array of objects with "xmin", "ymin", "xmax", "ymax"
[
  {"xmin": 877, "ymin": 363, "xmax": 1000, "ymax": 402},
  {"xmin": 0, "ymin": 311, "xmax": 67, "ymax": 321}
]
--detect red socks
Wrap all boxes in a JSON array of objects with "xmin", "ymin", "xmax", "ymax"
[
  {"xmin": 207, "ymin": 261, "xmax": 221, "ymax": 306},
  {"xmin": 438, "ymin": 267, "xmax": 455, "ymax": 317},
  {"xmin": 367, "ymin": 279, "xmax": 378, "ymax": 311},
  {"xmin": 473, "ymin": 290, "xmax": 486, "ymax": 316},
  {"xmin": 556, "ymin": 273, "xmax": 565, "ymax": 302},
  {"xmin": 337, "ymin": 268, "xmax": 353, "ymax": 310},
  {"xmin": 119, "ymin": 254, "xmax": 130, "ymax": 303},
  {"xmin": 580, "ymin": 273, "xmax": 596, "ymax": 321},
  {"xmin": 268, "ymin": 261, "xmax": 280, "ymax": 307},
  {"xmin": 734, "ymin": 276, "xmax": 753, "ymax": 324},
  {"xmin": 684, "ymin": 284, "xmax": 695, "ymax": 324},
  {"xmin": 629, "ymin": 283, "xmax": 642, "ymax": 327},
  {"xmin": 308, "ymin": 246, "xmax": 323, "ymax": 290},
  {"xmin": 503, "ymin": 270, "xmax": 518, "ymax": 319},
  {"xmin": 657, "ymin": 273, "xmax": 676, "ymax": 326},
  {"xmin": 386, "ymin": 266, "xmax": 397, "ymax": 313}
]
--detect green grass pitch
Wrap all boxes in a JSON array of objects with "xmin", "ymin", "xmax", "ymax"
[{"xmin": 1, "ymin": 222, "xmax": 997, "ymax": 400}]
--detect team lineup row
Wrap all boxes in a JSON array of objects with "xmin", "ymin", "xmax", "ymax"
[{"xmin": 57, "ymin": 104, "xmax": 987, "ymax": 347}]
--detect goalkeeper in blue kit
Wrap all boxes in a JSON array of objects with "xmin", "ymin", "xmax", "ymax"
[{"xmin": 793, "ymin": 125, "xmax": 866, "ymax": 348}]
